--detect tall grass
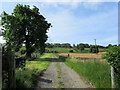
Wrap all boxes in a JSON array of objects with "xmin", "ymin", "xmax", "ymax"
[
  {"xmin": 65, "ymin": 58, "xmax": 111, "ymax": 88},
  {"xmin": 16, "ymin": 54, "xmax": 51, "ymax": 88}
]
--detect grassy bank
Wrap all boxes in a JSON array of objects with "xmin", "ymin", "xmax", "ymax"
[
  {"xmin": 65, "ymin": 58, "xmax": 111, "ymax": 88},
  {"xmin": 16, "ymin": 53, "xmax": 51, "ymax": 88}
]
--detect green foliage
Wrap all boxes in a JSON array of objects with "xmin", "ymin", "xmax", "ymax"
[
  {"xmin": 69, "ymin": 50, "xmax": 74, "ymax": 53},
  {"xmin": 102, "ymin": 46, "xmax": 120, "ymax": 67},
  {"xmin": 1, "ymin": 4, "xmax": 51, "ymax": 58},
  {"xmin": 65, "ymin": 58, "xmax": 111, "ymax": 88},
  {"xmin": 90, "ymin": 45, "xmax": 99, "ymax": 53},
  {"xmin": 15, "ymin": 46, "xmax": 26, "ymax": 56},
  {"xmin": 76, "ymin": 43, "xmax": 85, "ymax": 51},
  {"xmin": 47, "ymin": 47, "xmax": 106, "ymax": 53},
  {"xmin": 47, "ymin": 48, "xmax": 76, "ymax": 53},
  {"xmin": 107, "ymin": 44, "xmax": 113, "ymax": 48},
  {"xmin": 46, "ymin": 43, "xmax": 72, "ymax": 48},
  {"xmin": 16, "ymin": 54, "xmax": 50, "ymax": 88}
]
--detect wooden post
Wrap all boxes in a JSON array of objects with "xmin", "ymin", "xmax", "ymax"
[
  {"xmin": 2, "ymin": 46, "xmax": 16, "ymax": 89},
  {"xmin": 111, "ymin": 66, "xmax": 120, "ymax": 88},
  {"xmin": 8, "ymin": 51, "xmax": 16, "ymax": 88}
]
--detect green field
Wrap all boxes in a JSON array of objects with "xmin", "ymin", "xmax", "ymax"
[
  {"xmin": 46, "ymin": 47, "xmax": 107, "ymax": 53},
  {"xmin": 46, "ymin": 48, "xmax": 75, "ymax": 53},
  {"xmin": 40, "ymin": 53, "xmax": 59, "ymax": 58},
  {"xmin": 64, "ymin": 57, "xmax": 111, "ymax": 88},
  {"xmin": 16, "ymin": 53, "xmax": 52, "ymax": 88}
]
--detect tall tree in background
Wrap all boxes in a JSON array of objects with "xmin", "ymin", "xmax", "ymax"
[
  {"xmin": 90, "ymin": 45, "xmax": 99, "ymax": 53},
  {"xmin": 1, "ymin": 4, "xmax": 51, "ymax": 58},
  {"xmin": 76, "ymin": 43, "xmax": 84, "ymax": 51}
]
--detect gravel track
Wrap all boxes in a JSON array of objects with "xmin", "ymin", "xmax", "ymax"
[{"xmin": 35, "ymin": 61, "xmax": 91, "ymax": 89}]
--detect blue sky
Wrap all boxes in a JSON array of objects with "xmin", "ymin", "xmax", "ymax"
[{"xmin": 0, "ymin": 1, "xmax": 118, "ymax": 46}]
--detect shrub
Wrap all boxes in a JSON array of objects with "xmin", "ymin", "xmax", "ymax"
[
  {"xmin": 69, "ymin": 50, "xmax": 74, "ymax": 53},
  {"xmin": 90, "ymin": 45, "xmax": 99, "ymax": 53}
]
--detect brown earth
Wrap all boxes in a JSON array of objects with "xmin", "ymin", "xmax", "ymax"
[{"xmin": 58, "ymin": 52, "xmax": 106, "ymax": 58}]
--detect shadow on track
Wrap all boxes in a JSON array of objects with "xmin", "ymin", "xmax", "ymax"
[{"xmin": 32, "ymin": 56, "xmax": 68, "ymax": 62}]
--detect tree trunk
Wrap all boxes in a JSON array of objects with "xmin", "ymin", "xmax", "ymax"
[
  {"xmin": 111, "ymin": 66, "xmax": 120, "ymax": 88},
  {"xmin": 25, "ymin": 36, "xmax": 31, "ymax": 58},
  {"xmin": 26, "ymin": 48, "xmax": 31, "ymax": 58}
]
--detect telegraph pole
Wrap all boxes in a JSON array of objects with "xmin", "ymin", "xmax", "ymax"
[{"xmin": 94, "ymin": 39, "xmax": 97, "ymax": 53}]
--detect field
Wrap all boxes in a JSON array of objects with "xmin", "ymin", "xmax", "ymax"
[
  {"xmin": 46, "ymin": 48, "xmax": 107, "ymax": 53},
  {"xmin": 46, "ymin": 48, "xmax": 75, "ymax": 53},
  {"xmin": 64, "ymin": 57, "xmax": 111, "ymax": 88},
  {"xmin": 58, "ymin": 52, "xmax": 106, "ymax": 58}
]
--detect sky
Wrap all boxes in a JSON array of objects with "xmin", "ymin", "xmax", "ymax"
[{"xmin": 0, "ymin": 0, "xmax": 119, "ymax": 46}]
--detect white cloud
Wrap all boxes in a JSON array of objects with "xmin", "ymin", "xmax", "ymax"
[
  {"xmin": 0, "ymin": 1, "xmax": 118, "ymax": 45},
  {"xmin": 41, "ymin": 2, "xmax": 117, "ymax": 45}
]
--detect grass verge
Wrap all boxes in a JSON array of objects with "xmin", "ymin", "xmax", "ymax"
[
  {"xmin": 16, "ymin": 54, "xmax": 51, "ymax": 88},
  {"xmin": 56, "ymin": 62, "xmax": 64, "ymax": 88},
  {"xmin": 65, "ymin": 57, "xmax": 111, "ymax": 88}
]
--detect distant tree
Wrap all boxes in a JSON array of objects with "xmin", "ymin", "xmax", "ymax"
[
  {"xmin": 107, "ymin": 44, "xmax": 113, "ymax": 48},
  {"xmin": 84, "ymin": 44, "xmax": 90, "ymax": 48},
  {"xmin": 90, "ymin": 45, "xmax": 99, "ymax": 53},
  {"xmin": 1, "ymin": 4, "xmax": 51, "ymax": 58},
  {"xmin": 46, "ymin": 43, "xmax": 53, "ymax": 48},
  {"xmin": 61, "ymin": 43, "xmax": 72, "ymax": 48},
  {"xmin": 97, "ymin": 45, "xmax": 106, "ymax": 48},
  {"xmin": 113, "ymin": 44, "xmax": 117, "ymax": 46},
  {"xmin": 77, "ymin": 43, "xmax": 84, "ymax": 51},
  {"xmin": 73, "ymin": 44, "xmax": 76, "ymax": 48},
  {"xmin": 54, "ymin": 43, "xmax": 61, "ymax": 48},
  {"xmin": 69, "ymin": 50, "xmax": 74, "ymax": 53}
]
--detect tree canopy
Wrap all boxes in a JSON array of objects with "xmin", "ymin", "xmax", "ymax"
[
  {"xmin": 90, "ymin": 45, "xmax": 99, "ymax": 53},
  {"xmin": 1, "ymin": 4, "xmax": 51, "ymax": 58}
]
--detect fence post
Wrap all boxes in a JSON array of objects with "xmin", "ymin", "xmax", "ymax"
[
  {"xmin": 8, "ymin": 50, "xmax": 16, "ymax": 88},
  {"xmin": 111, "ymin": 66, "xmax": 120, "ymax": 88},
  {"xmin": 2, "ymin": 46, "xmax": 16, "ymax": 89}
]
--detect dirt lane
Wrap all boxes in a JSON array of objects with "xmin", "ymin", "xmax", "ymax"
[
  {"xmin": 35, "ymin": 62, "xmax": 58, "ymax": 89},
  {"xmin": 60, "ymin": 62, "xmax": 90, "ymax": 88},
  {"xmin": 35, "ymin": 61, "xmax": 90, "ymax": 89}
]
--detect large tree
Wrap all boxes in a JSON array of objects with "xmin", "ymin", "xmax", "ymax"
[{"xmin": 1, "ymin": 4, "xmax": 51, "ymax": 58}]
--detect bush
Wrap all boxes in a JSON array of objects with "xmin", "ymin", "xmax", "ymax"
[
  {"xmin": 90, "ymin": 45, "xmax": 99, "ymax": 53},
  {"xmin": 69, "ymin": 50, "xmax": 74, "ymax": 53}
]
